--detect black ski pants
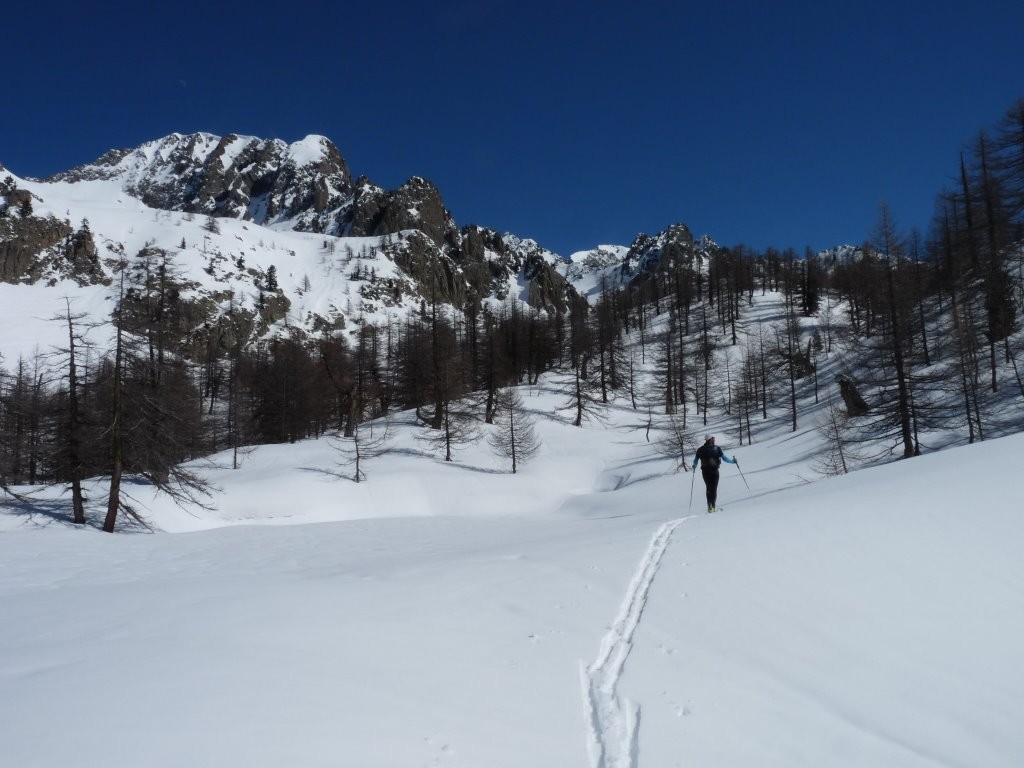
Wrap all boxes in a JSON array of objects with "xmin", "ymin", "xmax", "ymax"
[{"xmin": 701, "ymin": 467, "xmax": 720, "ymax": 509}]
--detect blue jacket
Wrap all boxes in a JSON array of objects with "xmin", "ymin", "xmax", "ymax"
[{"xmin": 693, "ymin": 443, "xmax": 736, "ymax": 470}]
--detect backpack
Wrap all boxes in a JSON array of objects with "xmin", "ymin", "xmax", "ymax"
[{"xmin": 699, "ymin": 445, "xmax": 722, "ymax": 470}]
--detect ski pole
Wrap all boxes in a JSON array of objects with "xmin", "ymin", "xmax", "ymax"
[
  {"xmin": 736, "ymin": 460, "xmax": 751, "ymax": 492},
  {"xmin": 688, "ymin": 466, "xmax": 696, "ymax": 513}
]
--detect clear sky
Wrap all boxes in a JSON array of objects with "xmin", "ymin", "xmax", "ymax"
[{"xmin": 3, "ymin": 0, "xmax": 1023, "ymax": 256}]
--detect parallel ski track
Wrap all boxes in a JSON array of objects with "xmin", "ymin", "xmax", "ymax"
[{"xmin": 581, "ymin": 516, "xmax": 690, "ymax": 768}]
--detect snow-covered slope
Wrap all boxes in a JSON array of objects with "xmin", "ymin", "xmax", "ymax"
[
  {"xmin": 2, "ymin": 370, "xmax": 1021, "ymax": 767},
  {"xmin": 1, "ymin": 164, "xmax": 411, "ymax": 360},
  {"xmin": 0, "ymin": 133, "xmax": 732, "ymax": 369},
  {"xmin": 1, "ymin": 137, "xmax": 596, "ymax": 363}
]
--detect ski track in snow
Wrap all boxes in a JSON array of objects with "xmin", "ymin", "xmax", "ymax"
[{"xmin": 581, "ymin": 517, "xmax": 689, "ymax": 768}]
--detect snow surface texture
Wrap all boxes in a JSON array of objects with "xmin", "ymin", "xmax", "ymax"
[{"xmin": 3, "ymin": 382, "xmax": 1023, "ymax": 767}]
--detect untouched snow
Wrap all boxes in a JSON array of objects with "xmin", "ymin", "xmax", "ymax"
[
  {"xmin": 2, "ymin": 379, "xmax": 1023, "ymax": 767},
  {"xmin": 285, "ymin": 135, "xmax": 332, "ymax": 167}
]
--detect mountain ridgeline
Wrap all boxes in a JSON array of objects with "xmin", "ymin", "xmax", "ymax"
[{"xmin": 3, "ymin": 132, "xmax": 701, "ymax": 315}]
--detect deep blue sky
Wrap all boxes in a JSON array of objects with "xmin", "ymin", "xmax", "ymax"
[{"xmin": 3, "ymin": 1, "xmax": 1023, "ymax": 256}]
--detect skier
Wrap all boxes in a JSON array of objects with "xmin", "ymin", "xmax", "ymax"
[{"xmin": 692, "ymin": 435, "xmax": 737, "ymax": 513}]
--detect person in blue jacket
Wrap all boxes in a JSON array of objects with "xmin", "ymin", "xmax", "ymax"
[{"xmin": 692, "ymin": 435, "xmax": 737, "ymax": 513}]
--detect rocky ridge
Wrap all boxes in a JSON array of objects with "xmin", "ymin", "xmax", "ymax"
[{"xmin": 2, "ymin": 133, "xmax": 706, "ymax": 355}]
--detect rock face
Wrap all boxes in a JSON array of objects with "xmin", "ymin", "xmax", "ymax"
[
  {"xmin": 0, "ymin": 132, "xmax": 732, "ymax": 370},
  {"xmin": 348, "ymin": 176, "xmax": 456, "ymax": 249},
  {"xmin": 1, "ymin": 180, "xmax": 107, "ymax": 285},
  {"xmin": 14, "ymin": 130, "xmax": 669, "ymax": 330},
  {"xmin": 502, "ymin": 236, "xmax": 574, "ymax": 313},
  {"xmin": 346, "ymin": 177, "xmax": 388, "ymax": 238},
  {"xmin": 0, "ymin": 210, "xmax": 72, "ymax": 283},
  {"xmin": 458, "ymin": 225, "xmax": 509, "ymax": 300},
  {"xmin": 50, "ymin": 133, "xmax": 355, "ymax": 234},
  {"xmin": 621, "ymin": 223, "xmax": 696, "ymax": 281},
  {"xmin": 43, "ymin": 134, "xmax": 576, "ymax": 309}
]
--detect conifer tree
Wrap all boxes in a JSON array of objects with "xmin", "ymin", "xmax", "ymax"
[
  {"xmin": 53, "ymin": 297, "xmax": 89, "ymax": 523},
  {"xmin": 488, "ymin": 387, "xmax": 540, "ymax": 473},
  {"xmin": 332, "ymin": 418, "xmax": 391, "ymax": 482}
]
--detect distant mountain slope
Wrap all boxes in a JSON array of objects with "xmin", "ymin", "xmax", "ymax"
[{"xmin": 1, "ymin": 133, "xmax": 710, "ymax": 362}]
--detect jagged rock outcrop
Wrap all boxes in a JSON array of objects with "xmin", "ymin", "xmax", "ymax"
[
  {"xmin": 621, "ymin": 223, "xmax": 696, "ymax": 282},
  {"xmin": 524, "ymin": 255, "xmax": 572, "ymax": 312},
  {"xmin": 381, "ymin": 230, "xmax": 464, "ymax": 307},
  {"xmin": 0, "ymin": 212, "xmax": 73, "ymax": 283},
  {"xmin": 349, "ymin": 176, "xmax": 456, "ymax": 248},
  {"xmin": 502, "ymin": 235, "xmax": 574, "ymax": 312},
  {"xmin": 358, "ymin": 224, "xmax": 574, "ymax": 314},
  {"xmin": 458, "ymin": 225, "xmax": 510, "ymax": 299},
  {"xmin": 1, "ymin": 182, "xmax": 106, "ymax": 285},
  {"xmin": 49, "ymin": 133, "xmax": 354, "ymax": 233},
  {"xmin": 459, "ymin": 225, "xmax": 505, "ymax": 264},
  {"xmin": 382, "ymin": 177, "xmax": 455, "ymax": 247},
  {"xmin": 347, "ymin": 177, "xmax": 389, "ymax": 238},
  {"xmin": 34, "ymin": 131, "xmax": 590, "ymax": 315},
  {"xmin": 6, "ymin": 130, "xmax": 627, "ymax": 346}
]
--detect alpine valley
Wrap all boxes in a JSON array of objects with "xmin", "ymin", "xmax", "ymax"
[{"xmin": 4, "ymin": 124, "xmax": 1024, "ymax": 768}]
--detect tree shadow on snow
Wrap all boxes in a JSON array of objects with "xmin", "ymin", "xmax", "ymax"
[
  {"xmin": 1, "ymin": 480, "xmax": 156, "ymax": 533},
  {"xmin": 1, "ymin": 493, "xmax": 80, "ymax": 529}
]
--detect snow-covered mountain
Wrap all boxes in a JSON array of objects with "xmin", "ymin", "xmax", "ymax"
[
  {"xmin": 48, "ymin": 133, "xmax": 356, "ymax": 232},
  {"xmin": 6, "ymin": 132, "xmax": 677, "ymax": 361}
]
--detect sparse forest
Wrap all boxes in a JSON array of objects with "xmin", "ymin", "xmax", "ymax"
[{"xmin": 3, "ymin": 99, "xmax": 1024, "ymax": 527}]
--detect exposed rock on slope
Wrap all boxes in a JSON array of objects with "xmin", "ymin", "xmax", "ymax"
[{"xmin": 2, "ymin": 132, "xmax": 703, "ymax": 355}]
